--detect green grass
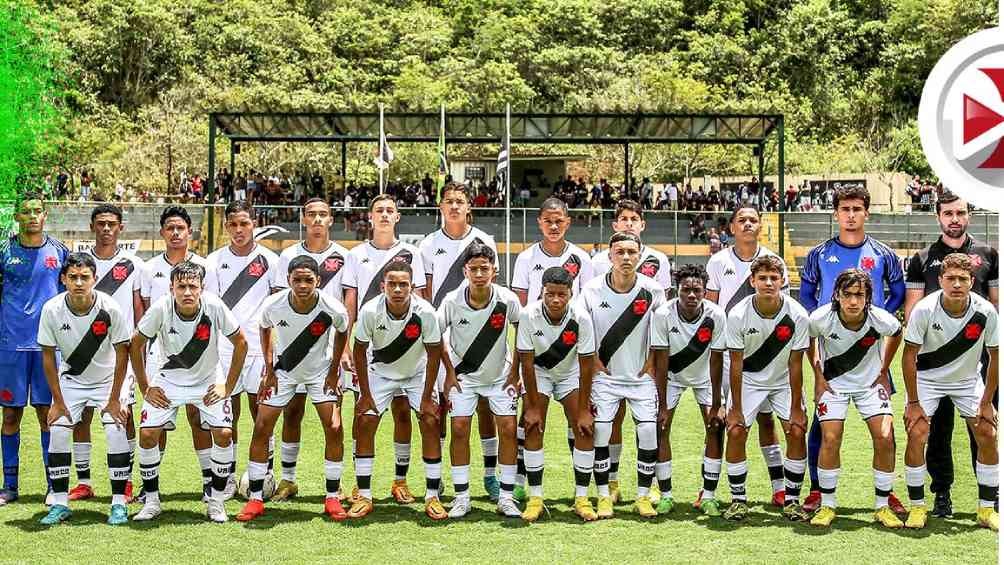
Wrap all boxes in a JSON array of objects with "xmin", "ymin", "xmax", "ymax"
[{"xmin": 0, "ymin": 351, "xmax": 996, "ymax": 564}]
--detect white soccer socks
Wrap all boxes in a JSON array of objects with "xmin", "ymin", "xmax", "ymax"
[
  {"xmin": 635, "ymin": 422, "xmax": 657, "ymax": 498},
  {"xmin": 818, "ymin": 467, "xmax": 840, "ymax": 508},
  {"xmin": 873, "ymin": 468, "xmax": 895, "ymax": 509},
  {"xmin": 762, "ymin": 444, "xmax": 784, "ymax": 493},
  {"xmin": 481, "ymin": 436, "xmax": 498, "ymax": 478},
  {"xmin": 423, "ymin": 457, "xmax": 442, "ymax": 501},
  {"xmin": 702, "ymin": 456, "xmax": 722, "ymax": 500},
  {"xmin": 209, "ymin": 443, "xmax": 233, "ymax": 502},
  {"xmin": 73, "ymin": 441, "xmax": 92, "ymax": 486},
  {"xmin": 524, "ymin": 449, "xmax": 544, "ymax": 498},
  {"xmin": 976, "ymin": 462, "xmax": 999, "ymax": 508},
  {"xmin": 355, "ymin": 456, "xmax": 374, "ymax": 500},
  {"xmin": 48, "ymin": 426, "xmax": 72, "ymax": 507},
  {"xmin": 572, "ymin": 448, "xmax": 594, "ymax": 498},
  {"xmin": 905, "ymin": 464, "xmax": 927, "ymax": 507},
  {"xmin": 280, "ymin": 441, "xmax": 300, "ymax": 483},
  {"xmin": 325, "ymin": 459, "xmax": 343, "ymax": 499},
  {"xmin": 394, "ymin": 442, "xmax": 411, "ymax": 482},
  {"xmin": 727, "ymin": 460, "xmax": 748, "ymax": 502},
  {"xmin": 104, "ymin": 424, "xmax": 130, "ymax": 507},
  {"xmin": 783, "ymin": 457, "xmax": 807, "ymax": 504}
]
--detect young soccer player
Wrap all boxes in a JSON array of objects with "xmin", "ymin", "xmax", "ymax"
[
  {"xmin": 0, "ymin": 193, "xmax": 68, "ymax": 506},
  {"xmin": 650, "ymin": 264, "xmax": 728, "ymax": 515},
  {"xmin": 901, "ymin": 253, "xmax": 998, "ymax": 531},
  {"xmin": 580, "ymin": 231, "xmax": 666, "ymax": 518},
  {"xmin": 419, "ymin": 182, "xmax": 501, "ymax": 500},
  {"xmin": 350, "ymin": 260, "xmax": 445, "ymax": 520},
  {"xmin": 37, "ymin": 253, "xmax": 131, "ymax": 525},
  {"xmin": 590, "ymin": 199, "xmax": 671, "ymax": 504},
  {"xmin": 517, "ymin": 266, "xmax": 597, "ymax": 521},
  {"xmin": 722, "ymin": 255, "xmax": 811, "ymax": 522},
  {"xmin": 439, "ymin": 244, "xmax": 522, "ymax": 518},
  {"xmin": 271, "ymin": 197, "xmax": 350, "ymax": 501},
  {"xmin": 235, "ymin": 256, "xmax": 350, "ymax": 522},
  {"xmin": 806, "ymin": 268, "xmax": 903, "ymax": 528},
  {"xmin": 130, "ymin": 261, "xmax": 248, "ymax": 522},
  {"xmin": 343, "ymin": 194, "xmax": 427, "ymax": 505}
]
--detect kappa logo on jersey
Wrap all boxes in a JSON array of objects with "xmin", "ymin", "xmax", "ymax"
[
  {"xmin": 59, "ymin": 323, "xmax": 71, "ymax": 331},
  {"xmin": 533, "ymin": 264, "xmax": 544, "ymax": 271},
  {"xmin": 377, "ymin": 324, "xmax": 388, "ymax": 331},
  {"xmin": 746, "ymin": 327, "xmax": 759, "ymax": 335},
  {"xmin": 277, "ymin": 320, "xmax": 289, "ymax": 327},
  {"xmin": 361, "ymin": 257, "xmax": 370, "ymax": 264},
  {"xmin": 458, "ymin": 318, "xmax": 470, "ymax": 325},
  {"xmin": 154, "ymin": 271, "xmax": 165, "ymax": 278},
  {"xmin": 724, "ymin": 268, "xmax": 736, "ymax": 276},
  {"xmin": 435, "ymin": 248, "xmax": 447, "ymax": 255},
  {"xmin": 168, "ymin": 327, "xmax": 178, "ymax": 334},
  {"xmin": 669, "ymin": 327, "xmax": 681, "ymax": 334},
  {"xmin": 930, "ymin": 259, "xmax": 942, "ymax": 267},
  {"xmin": 932, "ymin": 323, "xmax": 943, "ymax": 331},
  {"xmin": 826, "ymin": 255, "xmax": 840, "ymax": 263},
  {"xmin": 599, "ymin": 302, "xmax": 611, "ymax": 309},
  {"xmin": 533, "ymin": 330, "xmax": 544, "ymax": 337},
  {"xmin": 220, "ymin": 263, "xmax": 230, "ymax": 270},
  {"xmin": 828, "ymin": 333, "xmax": 841, "ymax": 340}
]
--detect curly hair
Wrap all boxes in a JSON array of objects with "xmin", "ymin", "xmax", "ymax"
[
  {"xmin": 830, "ymin": 268, "xmax": 873, "ymax": 312},
  {"xmin": 673, "ymin": 264, "xmax": 708, "ymax": 288}
]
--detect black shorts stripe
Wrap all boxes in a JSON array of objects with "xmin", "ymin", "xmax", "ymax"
[
  {"xmin": 597, "ymin": 287, "xmax": 653, "ymax": 367},
  {"xmin": 63, "ymin": 309, "xmax": 113, "ymax": 377},
  {"xmin": 220, "ymin": 255, "xmax": 270, "ymax": 309},
  {"xmin": 535, "ymin": 318, "xmax": 580, "ymax": 370},
  {"xmin": 743, "ymin": 314, "xmax": 796, "ymax": 373},
  {"xmin": 668, "ymin": 316, "xmax": 716, "ymax": 374},
  {"xmin": 372, "ymin": 312, "xmax": 423, "ymax": 365},
  {"xmin": 162, "ymin": 313, "xmax": 213, "ymax": 370},
  {"xmin": 94, "ymin": 259, "xmax": 135, "ymax": 295},
  {"xmin": 455, "ymin": 301, "xmax": 509, "ymax": 375},
  {"xmin": 917, "ymin": 311, "xmax": 988, "ymax": 371},
  {"xmin": 823, "ymin": 327, "xmax": 881, "ymax": 381},
  {"xmin": 276, "ymin": 311, "xmax": 334, "ymax": 373},
  {"xmin": 362, "ymin": 249, "xmax": 414, "ymax": 306}
]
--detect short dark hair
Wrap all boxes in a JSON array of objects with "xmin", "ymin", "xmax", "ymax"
[
  {"xmin": 16, "ymin": 192, "xmax": 44, "ymax": 210},
  {"xmin": 608, "ymin": 231, "xmax": 642, "ymax": 248},
  {"xmin": 303, "ymin": 197, "xmax": 328, "ymax": 210},
  {"xmin": 749, "ymin": 255, "xmax": 785, "ymax": 277},
  {"xmin": 673, "ymin": 264, "xmax": 708, "ymax": 288},
  {"xmin": 160, "ymin": 205, "xmax": 192, "ymax": 228},
  {"xmin": 90, "ymin": 203, "xmax": 123, "ymax": 223},
  {"xmin": 170, "ymin": 260, "xmax": 205, "ymax": 283},
  {"xmin": 541, "ymin": 266, "xmax": 574, "ymax": 289},
  {"xmin": 382, "ymin": 259, "xmax": 412, "ymax": 279},
  {"xmin": 538, "ymin": 197, "xmax": 568, "ymax": 217},
  {"xmin": 832, "ymin": 185, "xmax": 871, "ymax": 210},
  {"xmin": 941, "ymin": 252, "xmax": 974, "ymax": 275},
  {"xmin": 60, "ymin": 252, "xmax": 97, "ymax": 277},
  {"xmin": 441, "ymin": 182, "xmax": 469, "ymax": 202},
  {"xmin": 614, "ymin": 200, "xmax": 644, "ymax": 221},
  {"xmin": 831, "ymin": 268, "xmax": 873, "ymax": 311},
  {"xmin": 369, "ymin": 194, "xmax": 396, "ymax": 211},
  {"xmin": 462, "ymin": 242, "xmax": 496, "ymax": 266},
  {"xmin": 288, "ymin": 255, "xmax": 320, "ymax": 276},
  {"xmin": 225, "ymin": 200, "xmax": 254, "ymax": 219},
  {"xmin": 729, "ymin": 206, "xmax": 760, "ymax": 224},
  {"xmin": 935, "ymin": 191, "xmax": 966, "ymax": 214}
]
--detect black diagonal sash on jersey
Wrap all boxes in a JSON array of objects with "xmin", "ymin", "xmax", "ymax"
[
  {"xmin": 726, "ymin": 279, "xmax": 755, "ymax": 313},
  {"xmin": 917, "ymin": 311, "xmax": 988, "ymax": 371},
  {"xmin": 62, "ymin": 309, "xmax": 112, "ymax": 376},
  {"xmin": 535, "ymin": 317, "xmax": 580, "ymax": 370},
  {"xmin": 454, "ymin": 301, "xmax": 509, "ymax": 375},
  {"xmin": 823, "ymin": 327, "xmax": 881, "ymax": 381},
  {"xmin": 372, "ymin": 312, "xmax": 422, "ymax": 364},
  {"xmin": 94, "ymin": 259, "xmax": 135, "ymax": 295},
  {"xmin": 162, "ymin": 313, "xmax": 213, "ymax": 370},
  {"xmin": 362, "ymin": 249, "xmax": 413, "ymax": 306},
  {"xmin": 276, "ymin": 311, "xmax": 333, "ymax": 373},
  {"xmin": 220, "ymin": 255, "xmax": 269, "ymax": 309},
  {"xmin": 743, "ymin": 314, "xmax": 796, "ymax": 373},
  {"xmin": 318, "ymin": 250, "xmax": 345, "ymax": 290},
  {"xmin": 597, "ymin": 287, "xmax": 654, "ymax": 367},
  {"xmin": 433, "ymin": 237, "xmax": 485, "ymax": 308},
  {"xmin": 669, "ymin": 316, "xmax": 716, "ymax": 374}
]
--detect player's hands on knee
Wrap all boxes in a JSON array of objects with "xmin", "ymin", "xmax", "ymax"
[
  {"xmin": 524, "ymin": 403, "xmax": 544, "ymax": 434},
  {"xmin": 870, "ymin": 374, "xmax": 892, "ymax": 395},
  {"xmin": 576, "ymin": 411, "xmax": 594, "ymax": 438},
  {"xmin": 903, "ymin": 402, "xmax": 928, "ymax": 434},
  {"xmin": 47, "ymin": 400, "xmax": 70, "ymax": 427},
  {"xmin": 977, "ymin": 400, "xmax": 997, "ymax": 430},
  {"xmin": 725, "ymin": 406, "xmax": 744, "ymax": 430},
  {"xmin": 144, "ymin": 386, "xmax": 170, "ymax": 409},
  {"xmin": 788, "ymin": 406, "xmax": 807, "ymax": 435},
  {"xmin": 324, "ymin": 374, "xmax": 341, "ymax": 398},
  {"xmin": 102, "ymin": 398, "xmax": 128, "ymax": 427},
  {"xmin": 708, "ymin": 405, "xmax": 725, "ymax": 431},
  {"xmin": 420, "ymin": 396, "xmax": 439, "ymax": 423},
  {"xmin": 339, "ymin": 352, "xmax": 354, "ymax": 374},
  {"xmin": 813, "ymin": 375, "xmax": 832, "ymax": 404},
  {"xmin": 444, "ymin": 375, "xmax": 461, "ymax": 398},
  {"xmin": 657, "ymin": 407, "xmax": 672, "ymax": 431},
  {"xmin": 355, "ymin": 392, "xmax": 376, "ymax": 417},
  {"xmin": 204, "ymin": 383, "xmax": 227, "ymax": 406}
]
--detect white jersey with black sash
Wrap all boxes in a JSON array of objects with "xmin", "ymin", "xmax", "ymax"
[
  {"xmin": 420, "ymin": 226, "xmax": 499, "ymax": 308},
  {"xmin": 516, "ymin": 299, "xmax": 595, "ymax": 383},
  {"xmin": 905, "ymin": 291, "xmax": 999, "ymax": 386},
  {"xmin": 706, "ymin": 246, "xmax": 790, "ymax": 314},
  {"xmin": 258, "ymin": 290, "xmax": 350, "ymax": 381},
  {"xmin": 204, "ymin": 244, "xmax": 280, "ymax": 357},
  {"xmin": 343, "ymin": 241, "xmax": 426, "ymax": 314},
  {"xmin": 591, "ymin": 245, "xmax": 672, "ymax": 292},
  {"xmin": 37, "ymin": 291, "xmax": 131, "ymax": 386},
  {"xmin": 512, "ymin": 242, "xmax": 594, "ymax": 302},
  {"xmin": 438, "ymin": 284, "xmax": 521, "ymax": 386},
  {"xmin": 355, "ymin": 295, "xmax": 440, "ymax": 381},
  {"xmin": 275, "ymin": 241, "xmax": 350, "ymax": 301},
  {"xmin": 650, "ymin": 298, "xmax": 727, "ymax": 388},
  {"xmin": 726, "ymin": 294, "xmax": 810, "ymax": 389},
  {"xmin": 86, "ymin": 249, "xmax": 143, "ymax": 330},
  {"xmin": 808, "ymin": 305, "xmax": 902, "ymax": 394}
]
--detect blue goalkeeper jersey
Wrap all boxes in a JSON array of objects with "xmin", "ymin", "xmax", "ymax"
[
  {"xmin": 799, "ymin": 235, "xmax": 905, "ymax": 314},
  {"xmin": 0, "ymin": 234, "xmax": 68, "ymax": 351}
]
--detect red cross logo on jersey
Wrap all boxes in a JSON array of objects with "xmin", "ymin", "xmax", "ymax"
[
  {"xmin": 817, "ymin": 402, "xmax": 828, "ymax": 416},
  {"xmin": 860, "ymin": 256, "xmax": 876, "ymax": 271},
  {"xmin": 195, "ymin": 323, "xmax": 211, "ymax": 341},
  {"xmin": 112, "ymin": 265, "xmax": 128, "ymax": 281},
  {"xmin": 91, "ymin": 320, "xmax": 108, "ymax": 337},
  {"xmin": 44, "ymin": 255, "xmax": 58, "ymax": 269},
  {"xmin": 776, "ymin": 325, "xmax": 792, "ymax": 341},
  {"xmin": 859, "ymin": 335, "xmax": 877, "ymax": 348},
  {"xmin": 324, "ymin": 258, "xmax": 342, "ymax": 272},
  {"xmin": 489, "ymin": 313, "xmax": 506, "ymax": 330},
  {"xmin": 964, "ymin": 323, "xmax": 983, "ymax": 340},
  {"xmin": 563, "ymin": 261, "xmax": 580, "ymax": 277},
  {"xmin": 697, "ymin": 327, "xmax": 712, "ymax": 343},
  {"xmin": 248, "ymin": 261, "xmax": 265, "ymax": 278},
  {"xmin": 309, "ymin": 321, "xmax": 327, "ymax": 337},
  {"xmin": 639, "ymin": 263, "xmax": 657, "ymax": 277},
  {"xmin": 632, "ymin": 299, "xmax": 649, "ymax": 315},
  {"xmin": 404, "ymin": 323, "xmax": 421, "ymax": 340},
  {"xmin": 968, "ymin": 254, "xmax": 983, "ymax": 268},
  {"xmin": 561, "ymin": 330, "xmax": 577, "ymax": 346}
]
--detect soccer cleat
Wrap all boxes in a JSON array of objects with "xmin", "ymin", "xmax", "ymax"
[
  {"xmin": 236, "ymin": 499, "xmax": 265, "ymax": 522},
  {"xmin": 522, "ymin": 496, "xmax": 546, "ymax": 522},
  {"xmin": 222, "ymin": 474, "xmax": 237, "ymax": 501},
  {"xmin": 424, "ymin": 497, "xmax": 448, "ymax": 521},
  {"xmin": 723, "ymin": 501, "xmax": 749, "ymax": 521},
  {"xmin": 350, "ymin": 486, "xmax": 360, "ymax": 502},
  {"xmin": 802, "ymin": 490, "xmax": 821, "ymax": 513},
  {"xmin": 656, "ymin": 494, "xmax": 674, "ymax": 514},
  {"xmin": 45, "ymin": 489, "xmax": 55, "ymax": 507},
  {"xmin": 206, "ymin": 498, "xmax": 228, "ymax": 523},
  {"xmin": 271, "ymin": 480, "xmax": 298, "ymax": 502},
  {"xmin": 573, "ymin": 496, "xmax": 597, "ymax": 521},
  {"xmin": 932, "ymin": 491, "xmax": 953, "ymax": 518},
  {"xmin": 124, "ymin": 481, "xmax": 134, "ymax": 504},
  {"xmin": 68, "ymin": 483, "xmax": 95, "ymax": 501},
  {"xmin": 132, "ymin": 500, "xmax": 162, "ymax": 521},
  {"xmin": 635, "ymin": 497, "xmax": 658, "ymax": 518},
  {"xmin": 887, "ymin": 492, "xmax": 907, "ymax": 514},
  {"xmin": 904, "ymin": 506, "xmax": 928, "ymax": 529},
  {"xmin": 0, "ymin": 488, "xmax": 18, "ymax": 506},
  {"xmin": 483, "ymin": 476, "xmax": 500, "ymax": 501},
  {"xmin": 976, "ymin": 507, "xmax": 998, "ymax": 531},
  {"xmin": 649, "ymin": 485, "xmax": 661, "ymax": 504},
  {"xmin": 39, "ymin": 504, "xmax": 71, "ymax": 525},
  {"xmin": 513, "ymin": 485, "xmax": 527, "ymax": 503},
  {"xmin": 874, "ymin": 506, "xmax": 904, "ymax": 529},
  {"xmin": 347, "ymin": 497, "xmax": 374, "ymax": 519},
  {"xmin": 134, "ymin": 486, "xmax": 146, "ymax": 505},
  {"xmin": 390, "ymin": 480, "xmax": 415, "ymax": 504},
  {"xmin": 810, "ymin": 506, "xmax": 836, "ymax": 527},
  {"xmin": 107, "ymin": 504, "xmax": 129, "ymax": 526},
  {"xmin": 448, "ymin": 496, "xmax": 471, "ymax": 519},
  {"xmin": 692, "ymin": 489, "xmax": 704, "ymax": 510},
  {"xmin": 700, "ymin": 498, "xmax": 722, "ymax": 517},
  {"xmin": 325, "ymin": 497, "xmax": 347, "ymax": 521},
  {"xmin": 771, "ymin": 490, "xmax": 785, "ymax": 507},
  {"xmin": 609, "ymin": 480, "xmax": 622, "ymax": 504},
  {"xmin": 596, "ymin": 496, "xmax": 614, "ymax": 519},
  {"xmin": 497, "ymin": 497, "xmax": 522, "ymax": 518},
  {"xmin": 783, "ymin": 502, "xmax": 810, "ymax": 522}
]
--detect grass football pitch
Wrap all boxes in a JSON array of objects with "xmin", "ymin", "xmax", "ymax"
[{"xmin": 0, "ymin": 351, "xmax": 996, "ymax": 564}]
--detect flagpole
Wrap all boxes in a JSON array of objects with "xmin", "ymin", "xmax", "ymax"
[
  {"xmin": 378, "ymin": 103, "xmax": 385, "ymax": 195},
  {"xmin": 504, "ymin": 103, "xmax": 511, "ymax": 286}
]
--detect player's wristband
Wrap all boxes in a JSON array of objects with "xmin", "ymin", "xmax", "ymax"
[{"xmin": 907, "ymin": 400, "xmax": 919, "ymax": 405}]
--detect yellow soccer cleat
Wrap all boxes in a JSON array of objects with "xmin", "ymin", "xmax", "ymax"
[
  {"xmin": 810, "ymin": 506, "xmax": 836, "ymax": 527},
  {"xmin": 648, "ymin": 485, "xmax": 661, "ymax": 504},
  {"xmin": 977, "ymin": 507, "xmax": 998, "ymax": 531},
  {"xmin": 271, "ymin": 480, "xmax": 298, "ymax": 502},
  {"xmin": 597, "ymin": 496, "xmax": 614, "ymax": 519},
  {"xmin": 635, "ymin": 497, "xmax": 658, "ymax": 518},
  {"xmin": 347, "ymin": 497, "xmax": 374, "ymax": 519},
  {"xmin": 573, "ymin": 496, "xmax": 597, "ymax": 522},
  {"xmin": 904, "ymin": 506, "xmax": 928, "ymax": 529},
  {"xmin": 874, "ymin": 506, "xmax": 904, "ymax": 529},
  {"xmin": 391, "ymin": 480, "xmax": 415, "ymax": 504},
  {"xmin": 522, "ymin": 496, "xmax": 546, "ymax": 522},
  {"xmin": 609, "ymin": 480, "xmax": 622, "ymax": 504},
  {"xmin": 424, "ymin": 497, "xmax": 448, "ymax": 521}
]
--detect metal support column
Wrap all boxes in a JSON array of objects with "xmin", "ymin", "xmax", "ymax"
[
  {"xmin": 229, "ymin": 141, "xmax": 236, "ymax": 178},
  {"xmin": 207, "ymin": 115, "xmax": 216, "ymax": 252},
  {"xmin": 623, "ymin": 143, "xmax": 630, "ymax": 189},
  {"xmin": 756, "ymin": 144, "xmax": 764, "ymax": 208},
  {"xmin": 777, "ymin": 116, "xmax": 785, "ymax": 202},
  {"xmin": 341, "ymin": 141, "xmax": 348, "ymax": 186}
]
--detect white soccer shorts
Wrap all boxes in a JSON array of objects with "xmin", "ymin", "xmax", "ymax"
[
  {"xmin": 666, "ymin": 381, "xmax": 712, "ymax": 411},
  {"xmin": 51, "ymin": 379, "xmax": 118, "ymax": 427},
  {"xmin": 259, "ymin": 369, "xmax": 340, "ymax": 408},
  {"xmin": 139, "ymin": 380, "xmax": 233, "ymax": 430},
  {"xmin": 364, "ymin": 371, "xmax": 433, "ymax": 416},
  {"xmin": 531, "ymin": 373, "xmax": 578, "ymax": 402},
  {"xmin": 728, "ymin": 385, "xmax": 804, "ymax": 428},
  {"xmin": 722, "ymin": 357, "xmax": 771, "ymax": 414},
  {"xmin": 918, "ymin": 378, "xmax": 986, "ymax": 419},
  {"xmin": 816, "ymin": 385, "xmax": 892, "ymax": 422},
  {"xmin": 590, "ymin": 376, "xmax": 657, "ymax": 423},
  {"xmin": 220, "ymin": 355, "xmax": 266, "ymax": 396},
  {"xmin": 449, "ymin": 379, "xmax": 519, "ymax": 417}
]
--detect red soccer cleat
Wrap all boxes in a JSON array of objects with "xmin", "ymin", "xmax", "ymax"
[
  {"xmin": 802, "ymin": 490, "xmax": 822, "ymax": 513},
  {"xmin": 124, "ymin": 480, "xmax": 134, "ymax": 504},
  {"xmin": 693, "ymin": 490, "xmax": 705, "ymax": 510},
  {"xmin": 772, "ymin": 490, "xmax": 786, "ymax": 508},
  {"xmin": 68, "ymin": 484, "xmax": 95, "ymax": 501},
  {"xmin": 888, "ymin": 492, "xmax": 907, "ymax": 514},
  {"xmin": 325, "ymin": 497, "xmax": 348, "ymax": 521},
  {"xmin": 236, "ymin": 499, "xmax": 265, "ymax": 522}
]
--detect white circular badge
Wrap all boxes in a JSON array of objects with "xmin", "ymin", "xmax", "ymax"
[{"xmin": 918, "ymin": 25, "xmax": 1004, "ymax": 211}]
